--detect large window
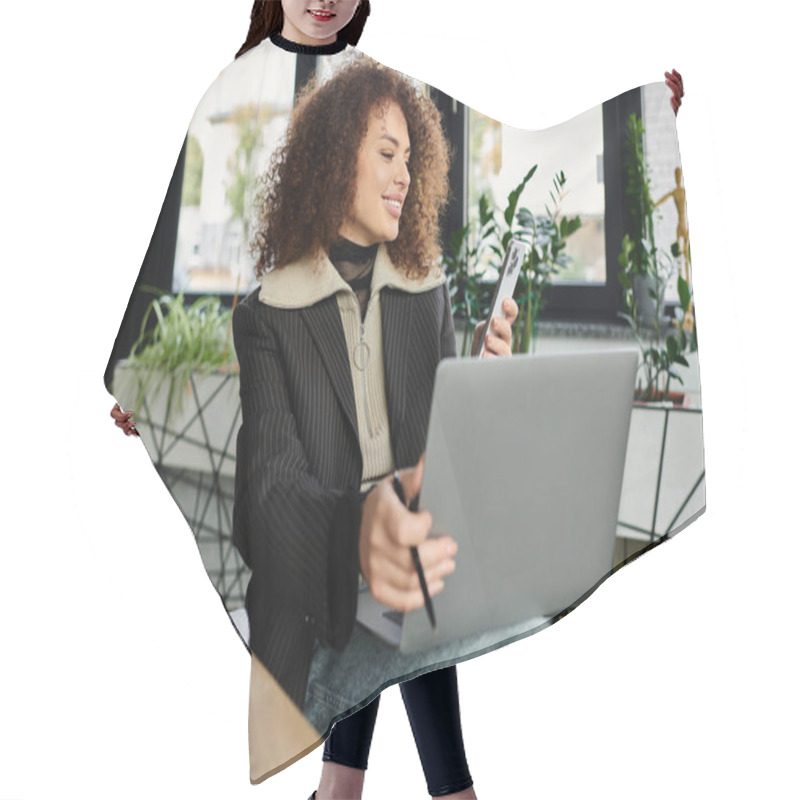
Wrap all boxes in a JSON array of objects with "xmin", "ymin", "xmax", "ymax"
[
  {"xmin": 431, "ymin": 86, "xmax": 644, "ymax": 323},
  {"xmin": 107, "ymin": 60, "xmax": 660, "ymax": 385},
  {"xmin": 172, "ymin": 53, "xmax": 298, "ymax": 296},
  {"xmin": 105, "ymin": 51, "xmax": 315, "ymax": 381},
  {"xmin": 467, "ymin": 105, "xmax": 606, "ymax": 285}
]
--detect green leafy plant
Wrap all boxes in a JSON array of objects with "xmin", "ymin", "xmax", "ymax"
[
  {"xmin": 123, "ymin": 289, "xmax": 238, "ymax": 420},
  {"xmin": 514, "ymin": 170, "xmax": 582, "ymax": 353},
  {"xmin": 443, "ymin": 192, "xmax": 501, "ymax": 356},
  {"xmin": 444, "ymin": 165, "xmax": 581, "ymax": 355},
  {"xmin": 620, "ymin": 114, "xmax": 656, "ymax": 280},
  {"xmin": 617, "ymin": 114, "xmax": 696, "ymax": 402}
]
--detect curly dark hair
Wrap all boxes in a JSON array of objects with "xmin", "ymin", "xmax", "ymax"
[
  {"xmin": 251, "ymin": 57, "xmax": 451, "ymax": 278},
  {"xmin": 236, "ymin": 1, "xmax": 371, "ymax": 59}
]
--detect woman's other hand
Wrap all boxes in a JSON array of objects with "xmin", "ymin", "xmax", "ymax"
[
  {"xmin": 665, "ymin": 69, "xmax": 684, "ymax": 115},
  {"xmin": 359, "ymin": 456, "xmax": 457, "ymax": 612},
  {"xmin": 471, "ymin": 296, "xmax": 519, "ymax": 358},
  {"xmin": 111, "ymin": 403, "xmax": 139, "ymax": 437}
]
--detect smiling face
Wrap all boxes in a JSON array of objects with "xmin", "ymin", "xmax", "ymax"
[
  {"xmin": 339, "ymin": 102, "xmax": 411, "ymax": 247},
  {"xmin": 280, "ymin": 0, "xmax": 360, "ymax": 45}
]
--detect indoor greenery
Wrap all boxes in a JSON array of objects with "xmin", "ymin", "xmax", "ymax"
[
  {"xmin": 444, "ymin": 165, "xmax": 581, "ymax": 355},
  {"xmin": 617, "ymin": 113, "xmax": 696, "ymax": 402},
  {"xmin": 122, "ymin": 289, "xmax": 238, "ymax": 420}
]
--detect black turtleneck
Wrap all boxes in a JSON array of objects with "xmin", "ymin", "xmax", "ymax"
[{"xmin": 329, "ymin": 238, "xmax": 378, "ymax": 320}]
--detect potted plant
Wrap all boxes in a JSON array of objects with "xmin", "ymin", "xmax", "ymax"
[
  {"xmin": 614, "ymin": 114, "xmax": 704, "ymax": 544},
  {"xmin": 113, "ymin": 289, "xmax": 241, "ymax": 476},
  {"xmin": 442, "ymin": 192, "xmax": 497, "ymax": 357},
  {"xmin": 112, "ymin": 289, "xmax": 247, "ymax": 608},
  {"xmin": 617, "ymin": 113, "xmax": 697, "ymax": 404},
  {"xmin": 443, "ymin": 165, "xmax": 581, "ymax": 355}
]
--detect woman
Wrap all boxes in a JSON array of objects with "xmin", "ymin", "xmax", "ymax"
[
  {"xmin": 235, "ymin": 40, "xmax": 519, "ymax": 793},
  {"xmin": 110, "ymin": 5, "xmax": 507, "ymax": 797}
]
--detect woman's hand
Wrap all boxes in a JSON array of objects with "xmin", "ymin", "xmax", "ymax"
[
  {"xmin": 359, "ymin": 456, "xmax": 457, "ymax": 612},
  {"xmin": 665, "ymin": 69, "xmax": 684, "ymax": 115},
  {"xmin": 110, "ymin": 403, "xmax": 139, "ymax": 437},
  {"xmin": 471, "ymin": 297, "xmax": 519, "ymax": 358}
]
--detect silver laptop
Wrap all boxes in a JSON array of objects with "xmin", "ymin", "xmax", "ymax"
[{"xmin": 356, "ymin": 348, "xmax": 638, "ymax": 652}]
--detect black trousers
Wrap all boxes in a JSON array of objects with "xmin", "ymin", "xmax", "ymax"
[{"xmin": 322, "ymin": 665, "xmax": 473, "ymax": 797}]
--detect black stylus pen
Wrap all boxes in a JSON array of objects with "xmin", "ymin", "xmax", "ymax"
[{"xmin": 392, "ymin": 471, "xmax": 437, "ymax": 631}]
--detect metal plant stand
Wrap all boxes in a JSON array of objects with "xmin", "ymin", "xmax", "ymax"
[
  {"xmin": 616, "ymin": 404, "xmax": 705, "ymax": 562},
  {"xmin": 118, "ymin": 367, "xmax": 249, "ymax": 610}
]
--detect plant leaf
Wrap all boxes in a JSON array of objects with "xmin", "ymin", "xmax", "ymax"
[{"xmin": 678, "ymin": 274, "xmax": 691, "ymax": 312}]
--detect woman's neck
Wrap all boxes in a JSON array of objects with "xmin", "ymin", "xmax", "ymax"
[
  {"xmin": 329, "ymin": 237, "xmax": 377, "ymax": 320},
  {"xmin": 329, "ymin": 237, "xmax": 378, "ymax": 280}
]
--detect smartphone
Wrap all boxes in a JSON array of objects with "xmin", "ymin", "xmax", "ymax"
[{"xmin": 475, "ymin": 238, "xmax": 530, "ymax": 356}]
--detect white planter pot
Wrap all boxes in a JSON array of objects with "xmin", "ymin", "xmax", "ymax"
[
  {"xmin": 617, "ymin": 403, "xmax": 705, "ymax": 541},
  {"xmin": 113, "ymin": 363, "xmax": 242, "ymax": 479}
]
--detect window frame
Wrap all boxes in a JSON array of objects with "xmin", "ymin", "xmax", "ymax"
[
  {"xmin": 105, "ymin": 55, "xmax": 316, "ymax": 387},
  {"xmin": 107, "ymin": 67, "xmax": 658, "ymax": 388},
  {"xmin": 432, "ymin": 85, "xmax": 644, "ymax": 325}
]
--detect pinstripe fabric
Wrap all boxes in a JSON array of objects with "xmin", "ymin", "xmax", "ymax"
[{"xmin": 232, "ymin": 278, "xmax": 456, "ymax": 708}]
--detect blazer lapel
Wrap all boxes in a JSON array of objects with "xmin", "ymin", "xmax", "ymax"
[
  {"xmin": 381, "ymin": 289, "xmax": 413, "ymax": 462},
  {"xmin": 300, "ymin": 298, "xmax": 359, "ymax": 441}
]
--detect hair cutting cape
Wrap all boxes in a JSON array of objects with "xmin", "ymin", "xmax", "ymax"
[{"xmin": 106, "ymin": 34, "xmax": 705, "ymax": 784}]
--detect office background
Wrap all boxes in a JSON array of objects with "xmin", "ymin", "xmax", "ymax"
[{"xmin": 1, "ymin": 1, "xmax": 796, "ymax": 798}]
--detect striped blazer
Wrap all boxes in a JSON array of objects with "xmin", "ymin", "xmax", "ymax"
[{"xmin": 232, "ymin": 252, "xmax": 456, "ymax": 709}]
